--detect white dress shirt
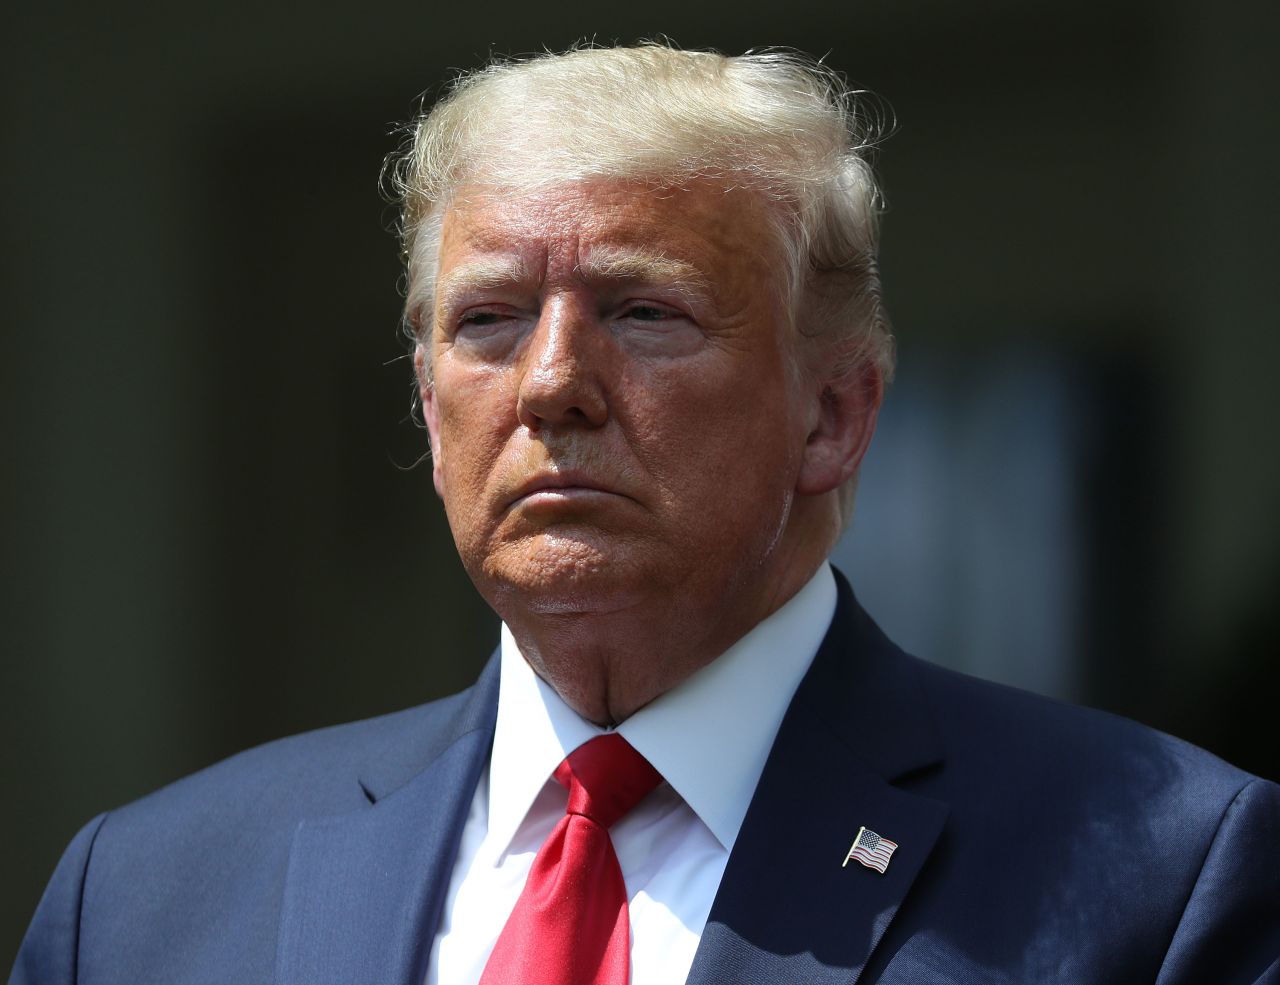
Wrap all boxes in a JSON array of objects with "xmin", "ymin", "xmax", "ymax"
[{"xmin": 425, "ymin": 564, "xmax": 837, "ymax": 985}]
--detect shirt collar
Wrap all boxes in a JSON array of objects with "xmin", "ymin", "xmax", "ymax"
[{"xmin": 487, "ymin": 564, "xmax": 837, "ymax": 854}]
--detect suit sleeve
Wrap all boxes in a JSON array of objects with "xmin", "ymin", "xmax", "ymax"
[
  {"xmin": 8, "ymin": 814, "xmax": 108, "ymax": 985},
  {"xmin": 1155, "ymin": 778, "xmax": 1280, "ymax": 985}
]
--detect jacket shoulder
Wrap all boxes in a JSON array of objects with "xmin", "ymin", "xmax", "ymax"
[
  {"xmin": 864, "ymin": 648, "xmax": 1279, "ymax": 982},
  {"xmin": 909, "ymin": 651, "xmax": 1257, "ymax": 806},
  {"xmin": 13, "ymin": 679, "xmax": 496, "ymax": 985},
  {"xmin": 112, "ymin": 683, "xmax": 484, "ymax": 828}
]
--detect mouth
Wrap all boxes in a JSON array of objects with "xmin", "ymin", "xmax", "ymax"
[{"xmin": 507, "ymin": 471, "xmax": 625, "ymax": 510}]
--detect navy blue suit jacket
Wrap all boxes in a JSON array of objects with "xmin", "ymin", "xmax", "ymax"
[{"xmin": 12, "ymin": 573, "xmax": 1280, "ymax": 983}]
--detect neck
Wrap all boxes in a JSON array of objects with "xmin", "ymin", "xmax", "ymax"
[{"xmin": 498, "ymin": 516, "xmax": 835, "ymax": 725}]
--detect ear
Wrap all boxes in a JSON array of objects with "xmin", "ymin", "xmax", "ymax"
[
  {"xmin": 414, "ymin": 345, "xmax": 446, "ymax": 499},
  {"xmin": 796, "ymin": 357, "xmax": 883, "ymax": 497}
]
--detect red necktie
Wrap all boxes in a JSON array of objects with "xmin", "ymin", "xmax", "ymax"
[{"xmin": 479, "ymin": 733, "xmax": 662, "ymax": 985}]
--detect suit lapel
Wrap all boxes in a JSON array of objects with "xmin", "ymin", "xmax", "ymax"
[
  {"xmin": 273, "ymin": 573, "xmax": 944, "ymax": 985},
  {"xmin": 687, "ymin": 572, "xmax": 950, "ymax": 985},
  {"xmin": 275, "ymin": 657, "xmax": 499, "ymax": 985}
]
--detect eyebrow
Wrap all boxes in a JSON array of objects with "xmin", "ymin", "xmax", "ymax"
[
  {"xmin": 435, "ymin": 256, "xmax": 534, "ymax": 316},
  {"xmin": 576, "ymin": 248, "xmax": 714, "ymax": 308},
  {"xmin": 434, "ymin": 247, "xmax": 717, "ymax": 317}
]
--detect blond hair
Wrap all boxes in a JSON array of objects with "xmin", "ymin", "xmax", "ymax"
[{"xmin": 387, "ymin": 43, "xmax": 894, "ymax": 389}]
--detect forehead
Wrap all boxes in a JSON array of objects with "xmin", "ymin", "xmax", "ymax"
[{"xmin": 434, "ymin": 180, "xmax": 782, "ymax": 297}]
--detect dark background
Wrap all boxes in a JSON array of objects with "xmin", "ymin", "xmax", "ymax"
[{"xmin": 4, "ymin": 0, "xmax": 1278, "ymax": 962}]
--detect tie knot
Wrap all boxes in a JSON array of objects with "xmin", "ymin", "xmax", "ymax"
[{"xmin": 554, "ymin": 734, "xmax": 661, "ymax": 829}]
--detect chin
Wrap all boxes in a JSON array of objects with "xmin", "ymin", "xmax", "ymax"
[{"xmin": 477, "ymin": 534, "xmax": 655, "ymax": 618}]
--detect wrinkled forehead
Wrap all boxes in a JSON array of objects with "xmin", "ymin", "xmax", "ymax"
[{"xmin": 432, "ymin": 179, "xmax": 788, "ymax": 302}]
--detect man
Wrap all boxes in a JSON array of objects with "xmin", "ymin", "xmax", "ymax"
[{"xmin": 11, "ymin": 44, "xmax": 1279, "ymax": 985}]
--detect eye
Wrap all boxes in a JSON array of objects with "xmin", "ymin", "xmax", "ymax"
[
  {"xmin": 611, "ymin": 299, "xmax": 702, "ymax": 356},
  {"xmin": 616, "ymin": 301, "xmax": 691, "ymax": 327},
  {"xmin": 622, "ymin": 304, "xmax": 670, "ymax": 322},
  {"xmin": 455, "ymin": 308, "xmax": 518, "ymax": 337},
  {"xmin": 448, "ymin": 307, "xmax": 530, "ymax": 364}
]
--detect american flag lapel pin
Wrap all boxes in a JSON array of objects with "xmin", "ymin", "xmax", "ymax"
[{"xmin": 843, "ymin": 825, "xmax": 898, "ymax": 874}]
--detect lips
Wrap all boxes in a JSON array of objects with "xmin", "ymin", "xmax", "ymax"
[{"xmin": 506, "ymin": 470, "xmax": 622, "ymax": 509}]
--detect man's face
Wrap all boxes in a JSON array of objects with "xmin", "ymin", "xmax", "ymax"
[{"xmin": 420, "ymin": 180, "xmax": 818, "ymax": 623}]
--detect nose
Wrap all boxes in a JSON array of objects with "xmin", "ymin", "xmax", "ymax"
[{"xmin": 516, "ymin": 299, "xmax": 609, "ymax": 432}]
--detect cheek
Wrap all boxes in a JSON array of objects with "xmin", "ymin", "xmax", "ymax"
[
  {"xmin": 629, "ymin": 364, "xmax": 798, "ymax": 503},
  {"xmin": 434, "ymin": 377, "xmax": 515, "ymax": 502}
]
